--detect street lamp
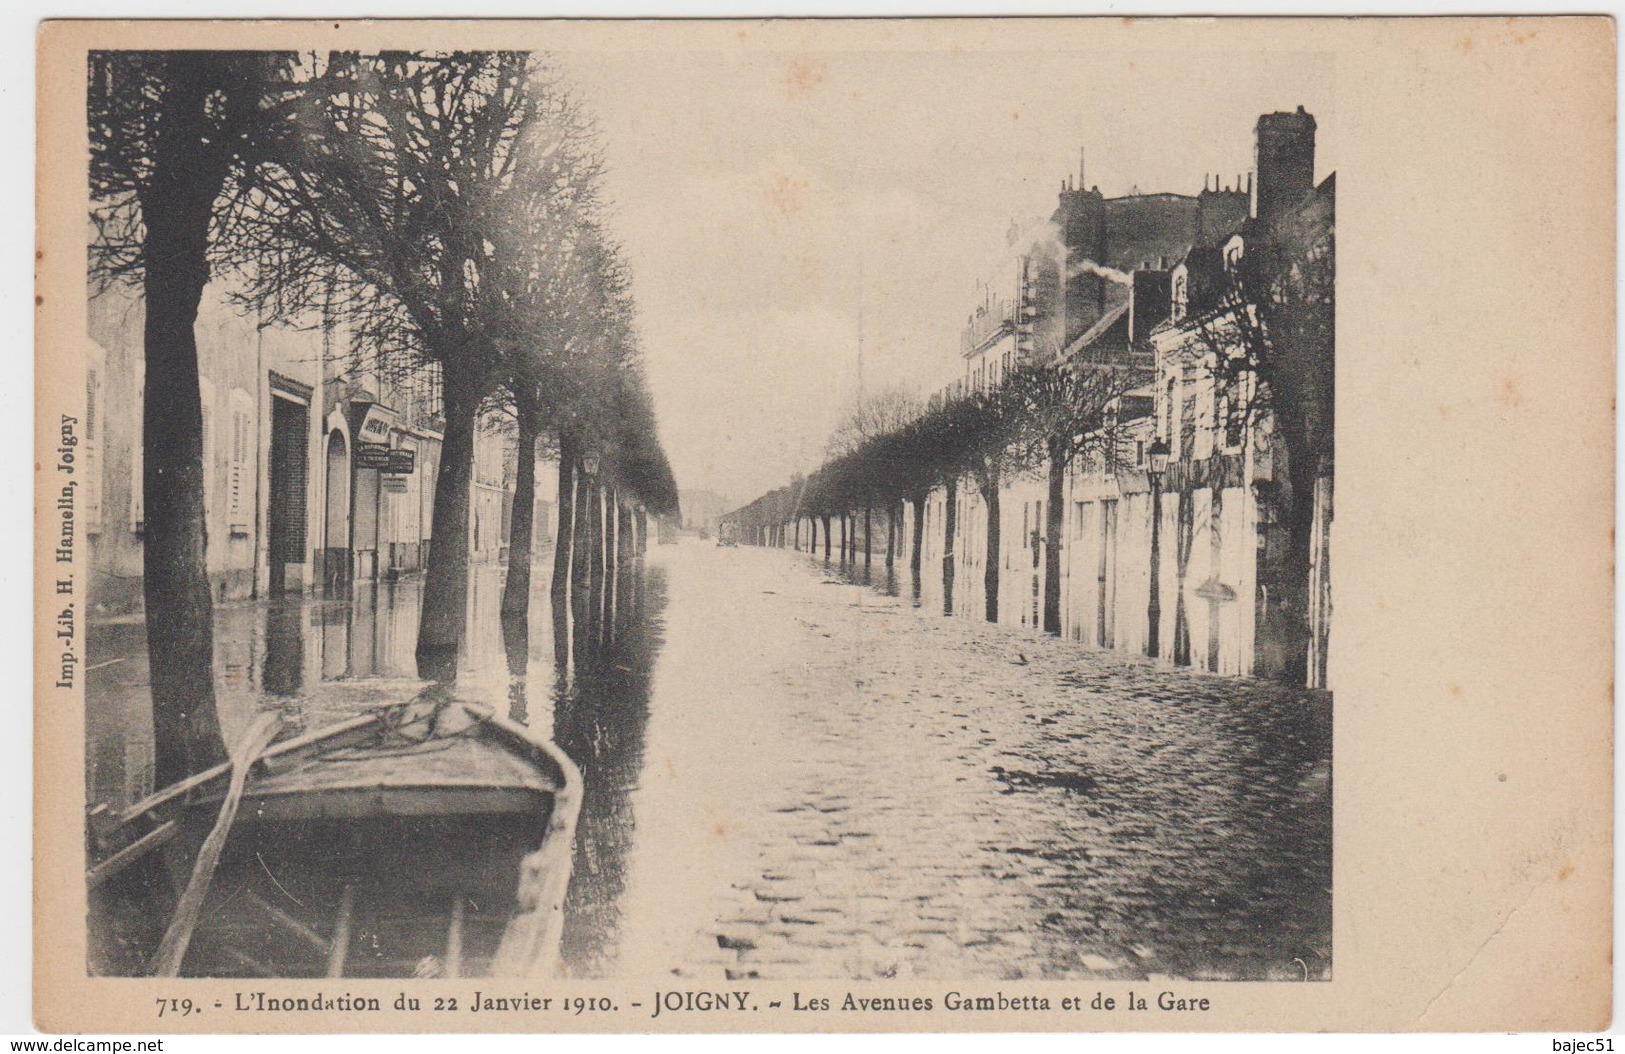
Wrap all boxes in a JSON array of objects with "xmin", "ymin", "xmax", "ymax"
[
  {"xmin": 582, "ymin": 452, "xmax": 600, "ymax": 477},
  {"xmin": 1145, "ymin": 438, "xmax": 1170, "ymax": 659}
]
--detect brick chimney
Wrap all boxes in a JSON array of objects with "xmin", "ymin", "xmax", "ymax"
[
  {"xmin": 1253, "ymin": 106, "xmax": 1316, "ymax": 224},
  {"xmin": 1129, "ymin": 269, "xmax": 1171, "ymax": 345}
]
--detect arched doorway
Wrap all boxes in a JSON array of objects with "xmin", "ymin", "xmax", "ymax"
[{"xmin": 323, "ymin": 429, "xmax": 351, "ymax": 594}]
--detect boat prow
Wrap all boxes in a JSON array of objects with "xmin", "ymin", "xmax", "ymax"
[{"xmin": 87, "ymin": 689, "xmax": 582, "ymax": 980}]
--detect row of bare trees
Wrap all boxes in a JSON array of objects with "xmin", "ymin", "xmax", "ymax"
[
  {"xmin": 794, "ymin": 360, "xmax": 1137, "ymax": 626},
  {"xmin": 89, "ymin": 50, "xmax": 676, "ymax": 787}
]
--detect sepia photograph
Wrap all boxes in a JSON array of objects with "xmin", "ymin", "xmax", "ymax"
[
  {"xmin": 33, "ymin": 15, "xmax": 1611, "ymax": 1037},
  {"xmin": 77, "ymin": 41, "xmax": 1334, "ymax": 986}
]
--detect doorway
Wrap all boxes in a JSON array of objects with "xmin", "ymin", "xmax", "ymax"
[
  {"xmin": 323, "ymin": 429, "xmax": 350, "ymax": 594},
  {"xmin": 267, "ymin": 395, "xmax": 309, "ymax": 596}
]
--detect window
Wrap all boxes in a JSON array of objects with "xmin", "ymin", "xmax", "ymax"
[
  {"xmin": 1222, "ymin": 378, "xmax": 1245, "ymax": 451},
  {"xmin": 130, "ymin": 382, "xmax": 143, "ymax": 533},
  {"xmin": 1135, "ymin": 439, "xmax": 1145, "ymax": 467},
  {"xmin": 199, "ymin": 377, "xmax": 216, "ymax": 527},
  {"xmin": 228, "ymin": 388, "xmax": 254, "ymax": 530},
  {"xmin": 1196, "ymin": 375, "xmax": 1215, "ymax": 460},
  {"xmin": 423, "ymin": 361, "xmax": 445, "ymax": 420},
  {"xmin": 1103, "ymin": 406, "xmax": 1119, "ymax": 477},
  {"xmin": 1179, "ymin": 371, "xmax": 1197, "ymax": 460},
  {"xmin": 1166, "ymin": 376, "xmax": 1181, "ymax": 460},
  {"xmin": 1172, "ymin": 272, "xmax": 1188, "ymax": 321}
]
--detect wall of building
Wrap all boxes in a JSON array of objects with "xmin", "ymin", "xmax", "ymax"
[
  {"xmin": 773, "ymin": 113, "xmax": 1332, "ymax": 688},
  {"xmin": 82, "ymin": 275, "xmax": 517, "ymax": 615},
  {"xmin": 86, "ymin": 280, "xmax": 331, "ymax": 614}
]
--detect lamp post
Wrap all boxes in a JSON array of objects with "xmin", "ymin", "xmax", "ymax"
[{"xmin": 1146, "ymin": 438, "xmax": 1170, "ymax": 658}]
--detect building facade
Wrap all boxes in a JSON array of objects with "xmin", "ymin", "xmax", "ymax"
[
  {"xmin": 775, "ymin": 109, "xmax": 1334, "ymax": 689},
  {"xmin": 85, "ymin": 276, "xmax": 519, "ymax": 617}
]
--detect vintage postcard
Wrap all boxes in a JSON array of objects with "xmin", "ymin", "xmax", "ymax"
[{"xmin": 34, "ymin": 16, "xmax": 1613, "ymax": 1035}]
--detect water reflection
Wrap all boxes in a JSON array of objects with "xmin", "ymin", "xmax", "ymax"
[
  {"xmin": 86, "ymin": 558, "xmax": 663, "ymax": 801},
  {"xmin": 817, "ymin": 551, "xmax": 902, "ymax": 600},
  {"xmin": 86, "ymin": 553, "xmax": 668, "ymax": 980},
  {"xmin": 553, "ymin": 564, "xmax": 666, "ymax": 977}
]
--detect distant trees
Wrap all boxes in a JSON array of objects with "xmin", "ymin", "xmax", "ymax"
[
  {"xmin": 759, "ymin": 351, "xmax": 1142, "ymax": 631},
  {"xmin": 824, "ymin": 385, "xmax": 920, "ymax": 459}
]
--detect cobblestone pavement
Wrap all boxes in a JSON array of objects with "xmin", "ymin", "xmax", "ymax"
[
  {"xmin": 87, "ymin": 539, "xmax": 1330, "ymax": 984},
  {"xmin": 580, "ymin": 540, "xmax": 1331, "ymax": 984}
]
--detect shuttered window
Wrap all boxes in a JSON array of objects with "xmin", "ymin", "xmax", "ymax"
[
  {"xmin": 199, "ymin": 377, "xmax": 215, "ymax": 526},
  {"xmin": 130, "ymin": 383, "xmax": 142, "ymax": 534},
  {"xmin": 228, "ymin": 388, "xmax": 253, "ymax": 530}
]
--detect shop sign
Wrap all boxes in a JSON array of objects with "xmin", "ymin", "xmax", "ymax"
[
  {"xmin": 357, "ymin": 404, "xmax": 396, "ymax": 444},
  {"xmin": 355, "ymin": 442, "xmax": 395, "ymax": 469}
]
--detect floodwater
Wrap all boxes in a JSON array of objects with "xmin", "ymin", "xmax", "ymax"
[{"xmin": 87, "ymin": 537, "xmax": 1330, "ymax": 982}]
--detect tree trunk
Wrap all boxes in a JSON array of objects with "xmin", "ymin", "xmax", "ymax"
[
  {"xmin": 942, "ymin": 477, "xmax": 958, "ymax": 616},
  {"xmin": 1173, "ymin": 486, "xmax": 1193, "ymax": 666},
  {"xmin": 570, "ymin": 468, "xmax": 592, "ymax": 668},
  {"xmin": 552, "ymin": 428, "xmax": 578, "ymax": 662},
  {"xmin": 588, "ymin": 477, "xmax": 606, "ymax": 650},
  {"xmin": 601, "ymin": 489, "xmax": 617, "ymax": 644},
  {"xmin": 980, "ymin": 470, "xmax": 1002, "ymax": 625},
  {"xmin": 605, "ymin": 487, "xmax": 619, "ymax": 580},
  {"xmin": 501, "ymin": 393, "xmax": 538, "ymax": 621},
  {"xmin": 416, "ymin": 361, "xmax": 483, "ymax": 682},
  {"xmin": 885, "ymin": 501, "xmax": 896, "ymax": 571},
  {"xmin": 571, "ymin": 467, "xmax": 590, "ymax": 593},
  {"xmin": 501, "ymin": 606, "xmax": 529, "ymax": 724},
  {"xmin": 616, "ymin": 502, "xmax": 637, "ymax": 639},
  {"xmin": 1277, "ymin": 425, "xmax": 1319, "ymax": 685},
  {"xmin": 909, "ymin": 490, "xmax": 926, "ymax": 586},
  {"xmin": 864, "ymin": 504, "xmax": 873, "ymax": 574},
  {"xmin": 821, "ymin": 516, "xmax": 831, "ymax": 561},
  {"xmin": 1043, "ymin": 442, "xmax": 1066, "ymax": 636},
  {"xmin": 839, "ymin": 514, "xmax": 848, "ymax": 564},
  {"xmin": 140, "ymin": 181, "xmax": 227, "ymax": 788}
]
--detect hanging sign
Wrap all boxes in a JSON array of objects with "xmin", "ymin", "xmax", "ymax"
[
  {"xmin": 357, "ymin": 404, "xmax": 396, "ymax": 444},
  {"xmin": 355, "ymin": 442, "xmax": 395, "ymax": 469}
]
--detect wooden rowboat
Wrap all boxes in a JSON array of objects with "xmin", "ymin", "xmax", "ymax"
[{"xmin": 87, "ymin": 689, "xmax": 582, "ymax": 980}]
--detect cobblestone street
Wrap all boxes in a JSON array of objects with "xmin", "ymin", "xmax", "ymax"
[
  {"xmin": 587, "ymin": 539, "xmax": 1331, "ymax": 983},
  {"xmin": 86, "ymin": 537, "xmax": 1331, "ymax": 984}
]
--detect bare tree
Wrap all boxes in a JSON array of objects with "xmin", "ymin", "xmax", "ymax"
[
  {"xmin": 1188, "ymin": 206, "xmax": 1335, "ymax": 683},
  {"xmin": 1005, "ymin": 358, "xmax": 1145, "ymax": 636},
  {"xmin": 238, "ymin": 51, "xmax": 599, "ymax": 681},
  {"xmin": 824, "ymin": 384, "xmax": 921, "ymax": 459},
  {"xmin": 89, "ymin": 50, "xmax": 294, "ymax": 786},
  {"xmin": 487, "ymin": 121, "xmax": 607, "ymax": 623}
]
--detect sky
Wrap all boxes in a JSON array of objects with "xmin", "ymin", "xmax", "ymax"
[{"xmin": 559, "ymin": 47, "xmax": 1335, "ymax": 508}]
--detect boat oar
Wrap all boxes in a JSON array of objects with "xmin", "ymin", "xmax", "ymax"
[{"xmin": 148, "ymin": 711, "xmax": 283, "ymax": 977}]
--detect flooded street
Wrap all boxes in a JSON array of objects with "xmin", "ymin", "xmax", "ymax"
[{"xmin": 88, "ymin": 537, "xmax": 1330, "ymax": 984}]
